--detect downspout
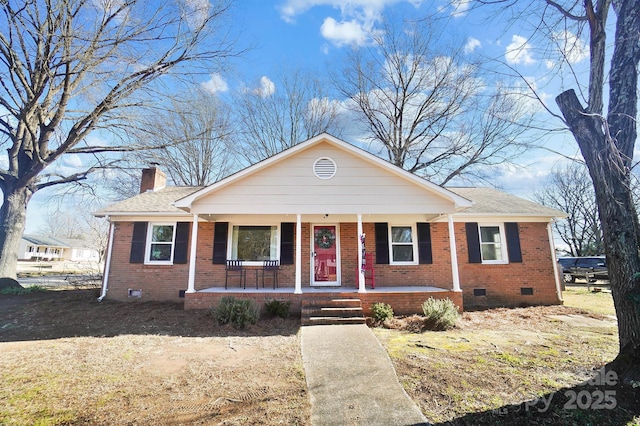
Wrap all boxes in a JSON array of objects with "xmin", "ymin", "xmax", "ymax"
[
  {"xmin": 98, "ymin": 218, "xmax": 115, "ymax": 302},
  {"xmin": 547, "ymin": 220, "xmax": 564, "ymax": 303}
]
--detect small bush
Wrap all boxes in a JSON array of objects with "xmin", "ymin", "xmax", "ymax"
[
  {"xmin": 214, "ymin": 296, "xmax": 260, "ymax": 329},
  {"xmin": 372, "ymin": 302, "xmax": 394, "ymax": 323},
  {"xmin": 265, "ymin": 299, "xmax": 291, "ymax": 318},
  {"xmin": 421, "ymin": 297, "xmax": 459, "ymax": 331},
  {"xmin": 0, "ymin": 285, "xmax": 47, "ymax": 295}
]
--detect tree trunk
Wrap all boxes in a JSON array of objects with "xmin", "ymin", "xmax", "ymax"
[
  {"xmin": 557, "ymin": 89, "xmax": 640, "ymax": 368},
  {"xmin": 0, "ymin": 185, "xmax": 33, "ymax": 279}
]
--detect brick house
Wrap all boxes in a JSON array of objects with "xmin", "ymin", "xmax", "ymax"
[{"xmin": 95, "ymin": 134, "xmax": 565, "ymax": 314}]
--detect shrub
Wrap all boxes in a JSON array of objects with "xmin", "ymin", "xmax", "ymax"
[
  {"xmin": 264, "ymin": 299, "xmax": 291, "ymax": 318},
  {"xmin": 0, "ymin": 285, "xmax": 47, "ymax": 295},
  {"xmin": 371, "ymin": 302, "xmax": 394, "ymax": 322},
  {"xmin": 214, "ymin": 296, "xmax": 260, "ymax": 329},
  {"xmin": 421, "ymin": 297, "xmax": 459, "ymax": 331}
]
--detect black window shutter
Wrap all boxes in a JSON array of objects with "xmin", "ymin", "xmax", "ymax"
[
  {"xmin": 465, "ymin": 222, "xmax": 482, "ymax": 263},
  {"xmin": 212, "ymin": 222, "xmax": 229, "ymax": 264},
  {"xmin": 130, "ymin": 222, "xmax": 148, "ymax": 264},
  {"xmin": 173, "ymin": 222, "xmax": 191, "ymax": 264},
  {"xmin": 505, "ymin": 222, "xmax": 523, "ymax": 263},
  {"xmin": 280, "ymin": 222, "xmax": 295, "ymax": 265},
  {"xmin": 375, "ymin": 222, "xmax": 389, "ymax": 264},
  {"xmin": 417, "ymin": 222, "xmax": 433, "ymax": 264}
]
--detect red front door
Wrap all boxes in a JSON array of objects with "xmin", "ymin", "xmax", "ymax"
[{"xmin": 312, "ymin": 225, "xmax": 340, "ymax": 286}]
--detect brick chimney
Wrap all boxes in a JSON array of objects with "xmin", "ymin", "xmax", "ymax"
[{"xmin": 140, "ymin": 166, "xmax": 166, "ymax": 193}]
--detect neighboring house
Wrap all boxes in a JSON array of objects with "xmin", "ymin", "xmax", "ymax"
[
  {"xmin": 95, "ymin": 134, "xmax": 565, "ymax": 314},
  {"xmin": 19, "ymin": 235, "xmax": 100, "ymax": 262}
]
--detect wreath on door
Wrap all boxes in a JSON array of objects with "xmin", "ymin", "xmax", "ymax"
[{"xmin": 315, "ymin": 228, "xmax": 336, "ymax": 249}]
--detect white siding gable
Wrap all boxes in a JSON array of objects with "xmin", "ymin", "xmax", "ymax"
[{"xmin": 190, "ymin": 142, "xmax": 458, "ymax": 215}]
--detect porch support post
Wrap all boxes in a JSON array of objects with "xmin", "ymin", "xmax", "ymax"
[
  {"xmin": 294, "ymin": 214, "xmax": 302, "ymax": 294},
  {"xmin": 448, "ymin": 214, "xmax": 461, "ymax": 292},
  {"xmin": 357, "ymin": 213, "xmax": 366, "ymax": 293},
  {"xmin": 186, "ymin": 214, "xmax": 199, "ymax": 293}
]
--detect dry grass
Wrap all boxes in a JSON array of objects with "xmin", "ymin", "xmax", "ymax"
[
  {"xmin": 562, "ymin": 285, "xmax": 616, "ymax": 316},
  {"xmin": 0, "ymin": 290, "xmax": 309, "ymax": 425},
  {"xmin": 375, "ymin": 298, "xmax": 639, "ymax": 425},
  {"xmin": 2, "ymin": 288, "xmax": 637, "ymax": 425}
]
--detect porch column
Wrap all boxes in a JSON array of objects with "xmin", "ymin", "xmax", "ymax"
[
  {"xmin": 186, "ymin": 214, "xmax": 199, "ymax": 293},
  {"xmin": 448, "ymin": 214, "xmax": 461, "ymax": 292},
  {"xmin": 357, "ymin": 213, "xmax": 366, "ymax": 293},
  {"xmin": 294, "ymin": 214, "xmax": 302, "ymax": 294}
]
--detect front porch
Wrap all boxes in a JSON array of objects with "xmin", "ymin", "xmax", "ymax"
[{"xmin": 183, "ymin": 285, "xmax": 463, "ymax": 316}]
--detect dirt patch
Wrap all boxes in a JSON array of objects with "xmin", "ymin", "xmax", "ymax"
[
  {"xmin": 0, "ymin": 289, "xmax": 309, "ymax": 425},
  {"xmin": 547, "ymin": 314, "xmax": 617, "ymax": 328}
]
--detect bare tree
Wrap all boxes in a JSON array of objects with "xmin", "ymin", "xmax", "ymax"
[
  {"xmin": 535, "ymin": 163, "xmax": 603, "ymax": 256},
  {"xmin": 37, "ymin": 210, "xmax": 85, "ymax": 240},
  {"xmin": 133, "ymin": 89, "xmax": 236, "ymax": 186},
  {"xmin": 37, "ymin": 203, "xmax": 109, "ymax": 261},
  {"xmin": 233, "ymin": 67, "xmax": 344, "ymax": 163},
  {"xmin": 333, "ymin": 18, "xmax": 533, "ymax": 185},
  {"xmin": 479, "ymin": 0, "xmax": 640, "ymax": 368},
  {"xmin": 0, "ymin": 0, "xmax": 238, "ymax": 278}
]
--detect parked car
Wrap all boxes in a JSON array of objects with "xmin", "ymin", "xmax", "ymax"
[{"xmin": 558, "ymin": 256, "xmax": 608, "ymax": 283}]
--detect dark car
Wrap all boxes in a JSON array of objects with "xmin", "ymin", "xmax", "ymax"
[{"xmin": 558, "ymin": 256, "xmax": 608, "ymax": 283}]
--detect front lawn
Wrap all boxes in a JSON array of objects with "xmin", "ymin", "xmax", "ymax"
[{"xmin": 375, "ymin": 299, "xmax": 639, "ymax": 425}]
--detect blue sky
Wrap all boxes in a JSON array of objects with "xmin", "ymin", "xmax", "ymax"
[{"xmin": 24, "ymin": 0, "xmax": 597, "ymax": 232}]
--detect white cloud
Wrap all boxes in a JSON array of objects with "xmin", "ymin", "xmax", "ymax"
[
  {"xmin": 201, "ymin": 73, "xmax": 229, "ymax": 95},
  {"xmin": 450, "ymin": 0, "xmax": 472, "ymax": 16},
  {"xmin": 320, "ymin": 17, "xmax": 368, "ymax": 47},
  {"xmin": 505, "ymin": 35, "xmax": 535, "ymax": 65},
  {"xmin": 183, "ymin": 0, "xmax": 209, "ymax": 29},
  {"xmin": 278, "ymin": 0, "xmax": 423, "ymax": 47},
  {"xmin": 464, "ymin": 37, "xmax": 481, "ymax": 54},
  {"xmin": 254, "ymin": 76, "xmax": 276, "ymax": 97},
  {"xmin": 552, "ymin": 30, "xmax": 589, "ymax": 64}
]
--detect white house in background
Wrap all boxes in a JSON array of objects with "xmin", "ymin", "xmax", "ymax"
[{"xmin": 18, "ymin": 235, "xmax": 100, "ymax": 262}]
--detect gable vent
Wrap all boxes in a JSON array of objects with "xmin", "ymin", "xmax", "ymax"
[{"xmin": 313, "ymin": 157, "xmax": 337, "ymax": 179}]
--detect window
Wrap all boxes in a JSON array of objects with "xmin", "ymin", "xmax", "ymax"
[
  {"xmin": 146, "ymin": 223, "xmax": 176, "ymax": 264},
  {"xmin": 390, "ymin": 225, "xmax": 417, "ymax": 264},
  {"xmin": 230, "ymin": 225, "xmax": 278, "ymax": 263},
  {"xmin": 478, "ymin": 224, "xmax": 506, "ymax": 263}
]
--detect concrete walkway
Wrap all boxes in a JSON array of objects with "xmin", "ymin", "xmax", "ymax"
[{"xmin": 300, "ymin": 324, "xmax": 430, "ymax": 426}]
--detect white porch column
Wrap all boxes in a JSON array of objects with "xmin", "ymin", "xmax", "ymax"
[
  {"xmin": 357, "ymin": 213, "xmax": 366, "ymax": 293},
  {"xmin": 186, "ymin": 214, "xmax": 199, "ymax": 293},
  {"xmin": 294, "ymin": 214, "xmax": 302, "ymax": 294},
  {"xmin": 448, "ymin": 214, "xmax": 461, "ymax": 292}
]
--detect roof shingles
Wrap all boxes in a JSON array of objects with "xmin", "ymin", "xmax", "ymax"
[{"xmin": 94, "ymin": 186, "xmax": 202, "ymax": 216}]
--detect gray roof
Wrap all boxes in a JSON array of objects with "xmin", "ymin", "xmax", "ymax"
[
  {"xmin": 448, "ymin": 187, "xmax": 566, "ymax": 217},
  {"xmin": 22, "ymin": 235, "xmax": 94, "ymax": 249},
  {"xmin": 95, "ymin": 185, "xmax": 564, "ymax": 219},
  {"xmin": 94, "ymin": 186, "xmax": 202, "ymax": 216}
]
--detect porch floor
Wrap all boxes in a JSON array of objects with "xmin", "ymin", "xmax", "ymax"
[{"xmin": 196, "ymin": 285, "xmax": 450, "ymax": 294}]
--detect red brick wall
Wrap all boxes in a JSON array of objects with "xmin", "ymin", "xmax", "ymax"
[
  {"xmin": 106, "ymin": 220, "xmax": 561, "ymax": 308},
  {"xmin": 106, "ymin": 222, "xmax": 189, "ymax": 302},
  {"xmin": 455, "ymin": 222, "xmax": 561, "ymax": 309},
  {"xmin": 183, "ymin": 289, "xmax": 463, "ymax": 315}
]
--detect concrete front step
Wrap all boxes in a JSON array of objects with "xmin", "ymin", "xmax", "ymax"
[
  {"xmin": 303, "ymin": 316, "xmax": 367, "ymax": 326},
  {"xmin": 301, "ymin": 297, "xmax": 365, "ymax": 326}
]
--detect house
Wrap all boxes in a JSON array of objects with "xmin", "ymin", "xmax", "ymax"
[
  {"xmin": 95, "ymin": 134, "xmax": 565, "ymax": 314},
  {"xmin": 18, "ymin": 235, "xmax": 100, "ymax": 262}
]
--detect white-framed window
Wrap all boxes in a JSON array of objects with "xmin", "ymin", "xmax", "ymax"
[
  {"xmin": 145, "ymin": 223, "xmax": 176, "ymax": 264},
  {"xmin": 389, "ymin": 225, "xmax": 418, "ymax": 264},
  {"xmin": 229, "ymin": 225, "xmax": 279, "ymax": 265},
  {"xmin": 478, "ymin": 224, "xmax": 507, "ymax": 264}
]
